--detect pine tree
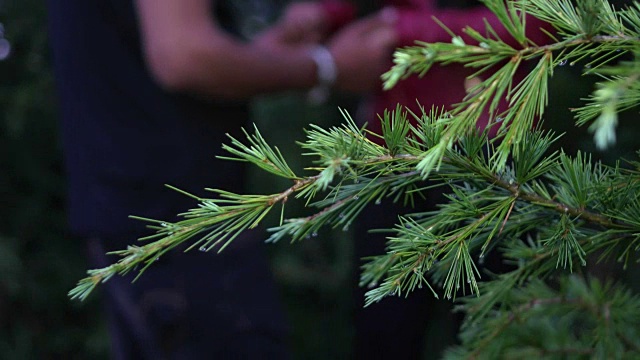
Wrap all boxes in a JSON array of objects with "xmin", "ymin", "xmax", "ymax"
[{"xmin": 70, "ymin": 0, "xmax": 640, "ymax": 357}]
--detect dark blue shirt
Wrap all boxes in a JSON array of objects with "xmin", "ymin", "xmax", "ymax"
[{"xmin": 47, "ymin": 0, "xmax": 249, "ymax": 237}]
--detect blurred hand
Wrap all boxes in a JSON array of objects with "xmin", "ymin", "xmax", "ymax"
[
  {"xmin": 279, "ymin": 1, "xmax": 330, "ymax": 43},
  {"xmin": 254, "ymin": 2, "xmax": 329, "ymax": 51},
  {"xmin": 328, "ymin": 10, "xmax": 398, "ymax": 93}
]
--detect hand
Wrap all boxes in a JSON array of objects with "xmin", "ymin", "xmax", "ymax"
[
  {"xmin": 278, "ymin": 1, "xmax": 330, "ymax": 43},
  {"xmin": 328, "ymin": 10, "xmax": 398, "ymax": 93},
  {"xmin": 254, "ymin": 2, "xmax": 329, "ymax": 51}
]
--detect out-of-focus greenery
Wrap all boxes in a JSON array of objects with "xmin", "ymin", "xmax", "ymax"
[
  {"xmin": 0, "ymin": 1, "xmax": 109, "ymax": 358},
  {"xmin": 0, "ymin": 1, "xmax": 355, "ymax": 359}
]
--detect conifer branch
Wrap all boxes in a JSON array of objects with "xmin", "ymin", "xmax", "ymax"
[
  {"xmin": 70, "ymin": 1, "xmax": 640, "ymax": 356},
  {"xmin": 383, "ymin": 0, "xmax": 640, "ymax": 172}
]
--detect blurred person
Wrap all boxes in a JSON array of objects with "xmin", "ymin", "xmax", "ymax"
[{"xmin": 46, "ymin": 0, "xmax": 396, "ymax": 358}]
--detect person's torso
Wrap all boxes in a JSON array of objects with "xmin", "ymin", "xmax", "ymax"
[{"xmin": 47, "ymin": 0, "xmax": 257, "ymax": 236}]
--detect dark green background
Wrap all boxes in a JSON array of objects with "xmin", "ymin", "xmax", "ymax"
[{"xmin": 0, "ymin": 2, "xmax": 357, "ymax": 358}]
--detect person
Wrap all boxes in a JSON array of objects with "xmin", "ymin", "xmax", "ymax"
[{"xmin": 46, "ymin": 0, "xmax": 396, "ymax": 358}]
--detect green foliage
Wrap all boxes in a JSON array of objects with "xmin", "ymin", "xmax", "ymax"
[
  {"xmin": 71, "ymin": 0, "xmax": 640, "ymax": 357},
  {"xmin": 384, "ymin": 0, "xmax": 640, "ymax": 155},
  {"xmin": 445, "ymin": 276, "xmax": 640, "ymax": 359},
  {"xmin": 248, "ymin": 95, "xmax": 357, "ymax": 359}
]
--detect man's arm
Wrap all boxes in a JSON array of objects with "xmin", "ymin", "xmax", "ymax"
[{"xmin": 136, "ymin": 0, "xmax": 319, "ymax": 99}]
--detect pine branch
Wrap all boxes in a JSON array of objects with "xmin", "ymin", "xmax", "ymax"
[
  {"xmin": 448, "ymin": 276, "xmax": 640, "ymax": 359},
  {"xmin": 383, "ymin": 0, "xmax": 640, "ymax": 173},
  {"xmin": 69, "ymin": 175, "xmax": 319, "ymax": 301},
  {"xmin": 69, "ymin": 1, "xmax": 640, "ymax": 357},
  {"xmin": 70, "ymin": 116, "xmax": 640, "ymax": 303}
]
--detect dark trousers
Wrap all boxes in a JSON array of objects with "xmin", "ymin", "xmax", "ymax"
[{"xmin": 86, "ymin": 233, "xmax": 290, "ymax": 360}]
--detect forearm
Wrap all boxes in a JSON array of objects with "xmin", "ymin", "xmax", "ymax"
[
  {"xmin": 149, "ymin": 30, "xmax": 318, "ymax": 99},
  {"xmin": 137, "ymin": 0, "xmax": 318, "ymax": 100}
]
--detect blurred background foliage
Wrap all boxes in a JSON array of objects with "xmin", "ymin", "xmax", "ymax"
[
  {"xmin": 1, "ymin": 0, "xmax": 639, "ymax": 359},
  {"xmin": 0, "ymin": 0, "xmax": 109, "ymax": 358},
  {"xmin": 0, "ymin": 1, "xmax": 357, "ymax": 358}
]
